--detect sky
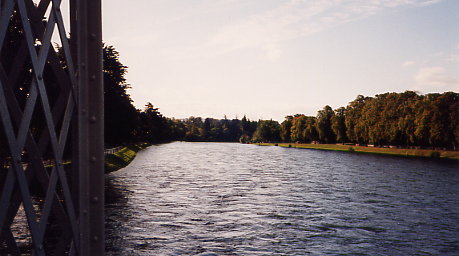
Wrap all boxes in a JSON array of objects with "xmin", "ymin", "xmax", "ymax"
[{"xmin": 97, "ymin": 0, "xmax": 459, "ymax": 121}]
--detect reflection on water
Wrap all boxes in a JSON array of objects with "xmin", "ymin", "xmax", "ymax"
[{"xmin": 105, "ymin": 142, "xmax": 459, "ymax": 255}]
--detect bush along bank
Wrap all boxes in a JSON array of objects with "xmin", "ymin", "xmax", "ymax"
[{"xmin": 105, "ymin": 143, "xmax": 151, "ymax": 173}]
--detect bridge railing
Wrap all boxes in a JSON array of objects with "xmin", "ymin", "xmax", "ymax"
[{"xmin": 104, "ymin": 146, "xmax": 124, "ymax": 156}]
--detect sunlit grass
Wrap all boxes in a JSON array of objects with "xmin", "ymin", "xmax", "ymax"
[
  {"xmin": 257, "ymin": 143, "xmax": 459, "ymax": 160},
  {"xmin": 105, "ymin": 143, "xmax": 151, "ymax": 173}
]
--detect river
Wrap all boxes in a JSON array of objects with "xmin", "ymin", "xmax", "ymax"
[{"xmin": 105, "ymin": 142, "xmax": 459, "ymax": 255}]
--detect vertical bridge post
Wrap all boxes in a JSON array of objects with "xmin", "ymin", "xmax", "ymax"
[{"xmin": 72, "ymin": 0, "xmax": 104, "ymax": 255}]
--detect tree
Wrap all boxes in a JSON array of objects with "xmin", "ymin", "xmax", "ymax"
[
  {"xmin": 303, "ymin": 116, "xmax": 319, "ymax": 142},
  {"xmin": 167, "ymin": 118, "xmax": 186, "ymax": 141},
  {"xmin": 290, "ymin": 115, "xmax": 307, "ymax": 142},
  {"xmin": 1, "ymin": 10, "xmax": 25, "ymax": 168},
  {"xmin": 428, "ymin": 92, "xmax": 459, "ymax": 148},
  {"xmin": 201, "ymin": 118, "xmax": 212, "ymax": 140},
  {"xmin": 252, "ymin": 120, "xmax": 280, "ymax": 142},
  {"xmin": 183, "ymin": 117, "xmax": 203, "ymax": 141},
  {"xmin": 241, "ymin": 115, "xmax": 258, "ymax": 140},
  {"xmin": 316, "ymin": 105, "xmax": 335, "ymax": 143},
  {"xmin": 103, "ymin": 45, "xmax": 139, "ymax": 146},
  {"xmin": 345, "ymin": 95, "xmax": 369, "ymax": 144},
  {"xmin": 137, "ymin": 103, "xmax": 171, "ymax": 142},
  {"xmin": 280, "ymin": 116, "xmax": 293, "ymax": 142},
  {"xmin": 332, "ymin": 107, "xmax": 347, "ymax": 143}
]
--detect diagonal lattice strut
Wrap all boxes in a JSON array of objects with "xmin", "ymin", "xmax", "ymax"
[{"xmin": 0, "ymin": 0, "xmax": 104, "ymax": 255}]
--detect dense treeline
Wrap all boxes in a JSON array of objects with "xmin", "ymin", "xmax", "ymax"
[
  {"xmin": 174, "ymin": 116, "xmax": 259, "ymax": 142},
  {"xmin": 101, "ymin": 46, "xmax": 458, "ymax": 150},
  {"xmin": 278, "ymin": 92, "xmax": 458, "ymax": 149},
  {"xmin": 2, "ymin": 10, "xmax": 457, "ymax": 151},
  {"xmin": 173, "ymin": 92, "xmax": 458, "ymax": 150}
]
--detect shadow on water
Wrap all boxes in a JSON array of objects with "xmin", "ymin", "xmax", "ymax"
[{"xmin": 105, "ymin": 175, "xmax": 132, "ymax": 255}]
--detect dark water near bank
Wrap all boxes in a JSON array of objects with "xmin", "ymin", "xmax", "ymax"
[{"xmin": 105, "ymin": 142, "xmax": 459, "ymax": 255}]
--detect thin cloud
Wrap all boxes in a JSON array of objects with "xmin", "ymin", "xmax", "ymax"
[
  {"xmin": 196, "ymin": 0, "xmax": 446, "ymax": 59},
  {"xmin": 416, "ymin": 0, "xmax": 443, "ymax": 6},
  {"xmin": 402, "ymin": 61, "xmax": 416, "ymax": 67},
  {"xmin": 414, "ymin": 66, "xmax": 459, "ymax": 90},
  {"xmin": 446, "ymin": 54, "xmax": 459, "ymax": 63}
]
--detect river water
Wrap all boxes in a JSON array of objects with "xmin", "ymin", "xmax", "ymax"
[{"xmin": 105, "ymin": 142, "xmax": 459, "ymax": 255}]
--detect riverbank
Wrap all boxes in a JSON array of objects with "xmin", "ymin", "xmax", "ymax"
[
  {"xmin": 256, "ymin": 143, "xmax": 459, "ymax": 160},
  {"xmin": 105, "ymin": 143, "xmax": 151, "ymax": 173}
]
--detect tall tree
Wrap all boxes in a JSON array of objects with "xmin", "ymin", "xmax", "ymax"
[
  {"xmin": 316, "ymin": 105, "xmax": 336, "ymax": 143},
  {"xmin": 103, "ymin": 45, "xmax": 139, "ymax": 146},
  {"xmin": 332, "ymin": 107, "xmax": 347, "ymax": 143},
  {"xmin": 303, "ymin": 116, "xmax": 319, "ymax": 142},
  {"xmin": 345, "ymin": 95, "xmax": 369, "ymax": 144},
  {"xmin": 280, "ymin": 116, "xmax": 293, "ymax": 142},
  {"xmin": 290, "ymin": 115, "xmax": 307, "ymax": 142},
  {"xmin": 137, "ymin": 103, "xmax": 169, "ymax": 142}
]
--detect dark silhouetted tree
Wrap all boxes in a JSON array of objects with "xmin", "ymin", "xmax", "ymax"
[
  {"xmin": 332, "ymin": 107, "xmax": 347, "ymax": 143},
  {"xmin": 103, "ymin": 45, "xmax": 139, "ymax": 146},
  {"xmin": 316, "ymin": 105, "xmax": 335, "ymax": 143}
]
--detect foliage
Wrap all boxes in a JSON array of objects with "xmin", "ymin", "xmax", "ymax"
[
  {"xmin": 175, "ymin": 91, "xmax": 457, "ymax": 149},
  {"xmin": 331, "ymin": 107, "xmax": 347, "ymax": 143},
  {"xmin": 175, "ymin": 116, "xmax": 258, "ymax": 142},
  {"xmin": 279, "ymin": 91, "xmax": 458, "ymax": 150},
  {"xmin": 252, "ymin": 120, "xmax": 280, "ymax": 142},
  {"xmin": 103, "ymin": 45, "xmax": 139, "ymax": 146},
  {"xmin": 316, "ymin": 105, "xmax": 335, "ymax": 143},
  {"xmin": 280, "ymin": 116, "xmax": 293, "ymax": 142}
]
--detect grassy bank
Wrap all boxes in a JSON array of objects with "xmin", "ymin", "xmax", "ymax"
[
  {"xmin": 257, "ymin": 143, "xmax": 459, "ymax": 160},
  {"xmin": 105, "ymin": 143, "xmax": 151, "ymax": 173}
]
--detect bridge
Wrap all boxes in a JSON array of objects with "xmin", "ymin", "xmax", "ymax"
[{"xmin": 0, "ymin": 0, "xmax": 103, "ymax": 255}]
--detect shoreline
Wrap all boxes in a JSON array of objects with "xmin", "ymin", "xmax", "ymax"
[
  {"xmin": 105, "ymin": 142, "xmax": 151, "ymax": 173},
  {"xmin": 256, "ymin": 143, "xmax": 459, "ymax": 161}
]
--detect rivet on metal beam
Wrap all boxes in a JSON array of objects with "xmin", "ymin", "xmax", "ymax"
[
  {"xmin": 90, "ymin": 74, "xmax": 96, "ymax": 81},
  {"xmin": 93, "ymin": 236, "xmax": 99, "ymax": 242},
  {"xmin": 90, "ymin": 33, "xmax": 97, "ymax": 40},
  {"xmin": 83, "ymin": 209, "xmax": 88, "ymax": 215},
  {"xmin": 89, "ymin": 116, "xmax": 97, "ymax": 123},
  {"xmin": 90, "ymin": 156, "xmax": 96, "ymax": 163},
  {"xmin": 92, "ymin": 196, "xmax": 99, "ymax": 203}
]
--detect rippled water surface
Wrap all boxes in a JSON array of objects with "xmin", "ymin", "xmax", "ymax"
[{"xmin": 105, "ymin": 142, "xmax": 459, "ymax": 255}]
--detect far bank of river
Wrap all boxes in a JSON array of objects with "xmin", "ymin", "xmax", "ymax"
[{"xmin": 257, "ymin": 143, "xmax": 459, "ymax": 160}]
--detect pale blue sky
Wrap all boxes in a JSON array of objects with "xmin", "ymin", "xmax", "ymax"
[{"xmin": 100, "ymin": 0, "xmax": 459, "ymax": 121}]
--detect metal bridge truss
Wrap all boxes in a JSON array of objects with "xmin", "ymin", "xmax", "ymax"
[{"xmin": 0, "ymin": 0, "xmax": 103, "ymax": 255}]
